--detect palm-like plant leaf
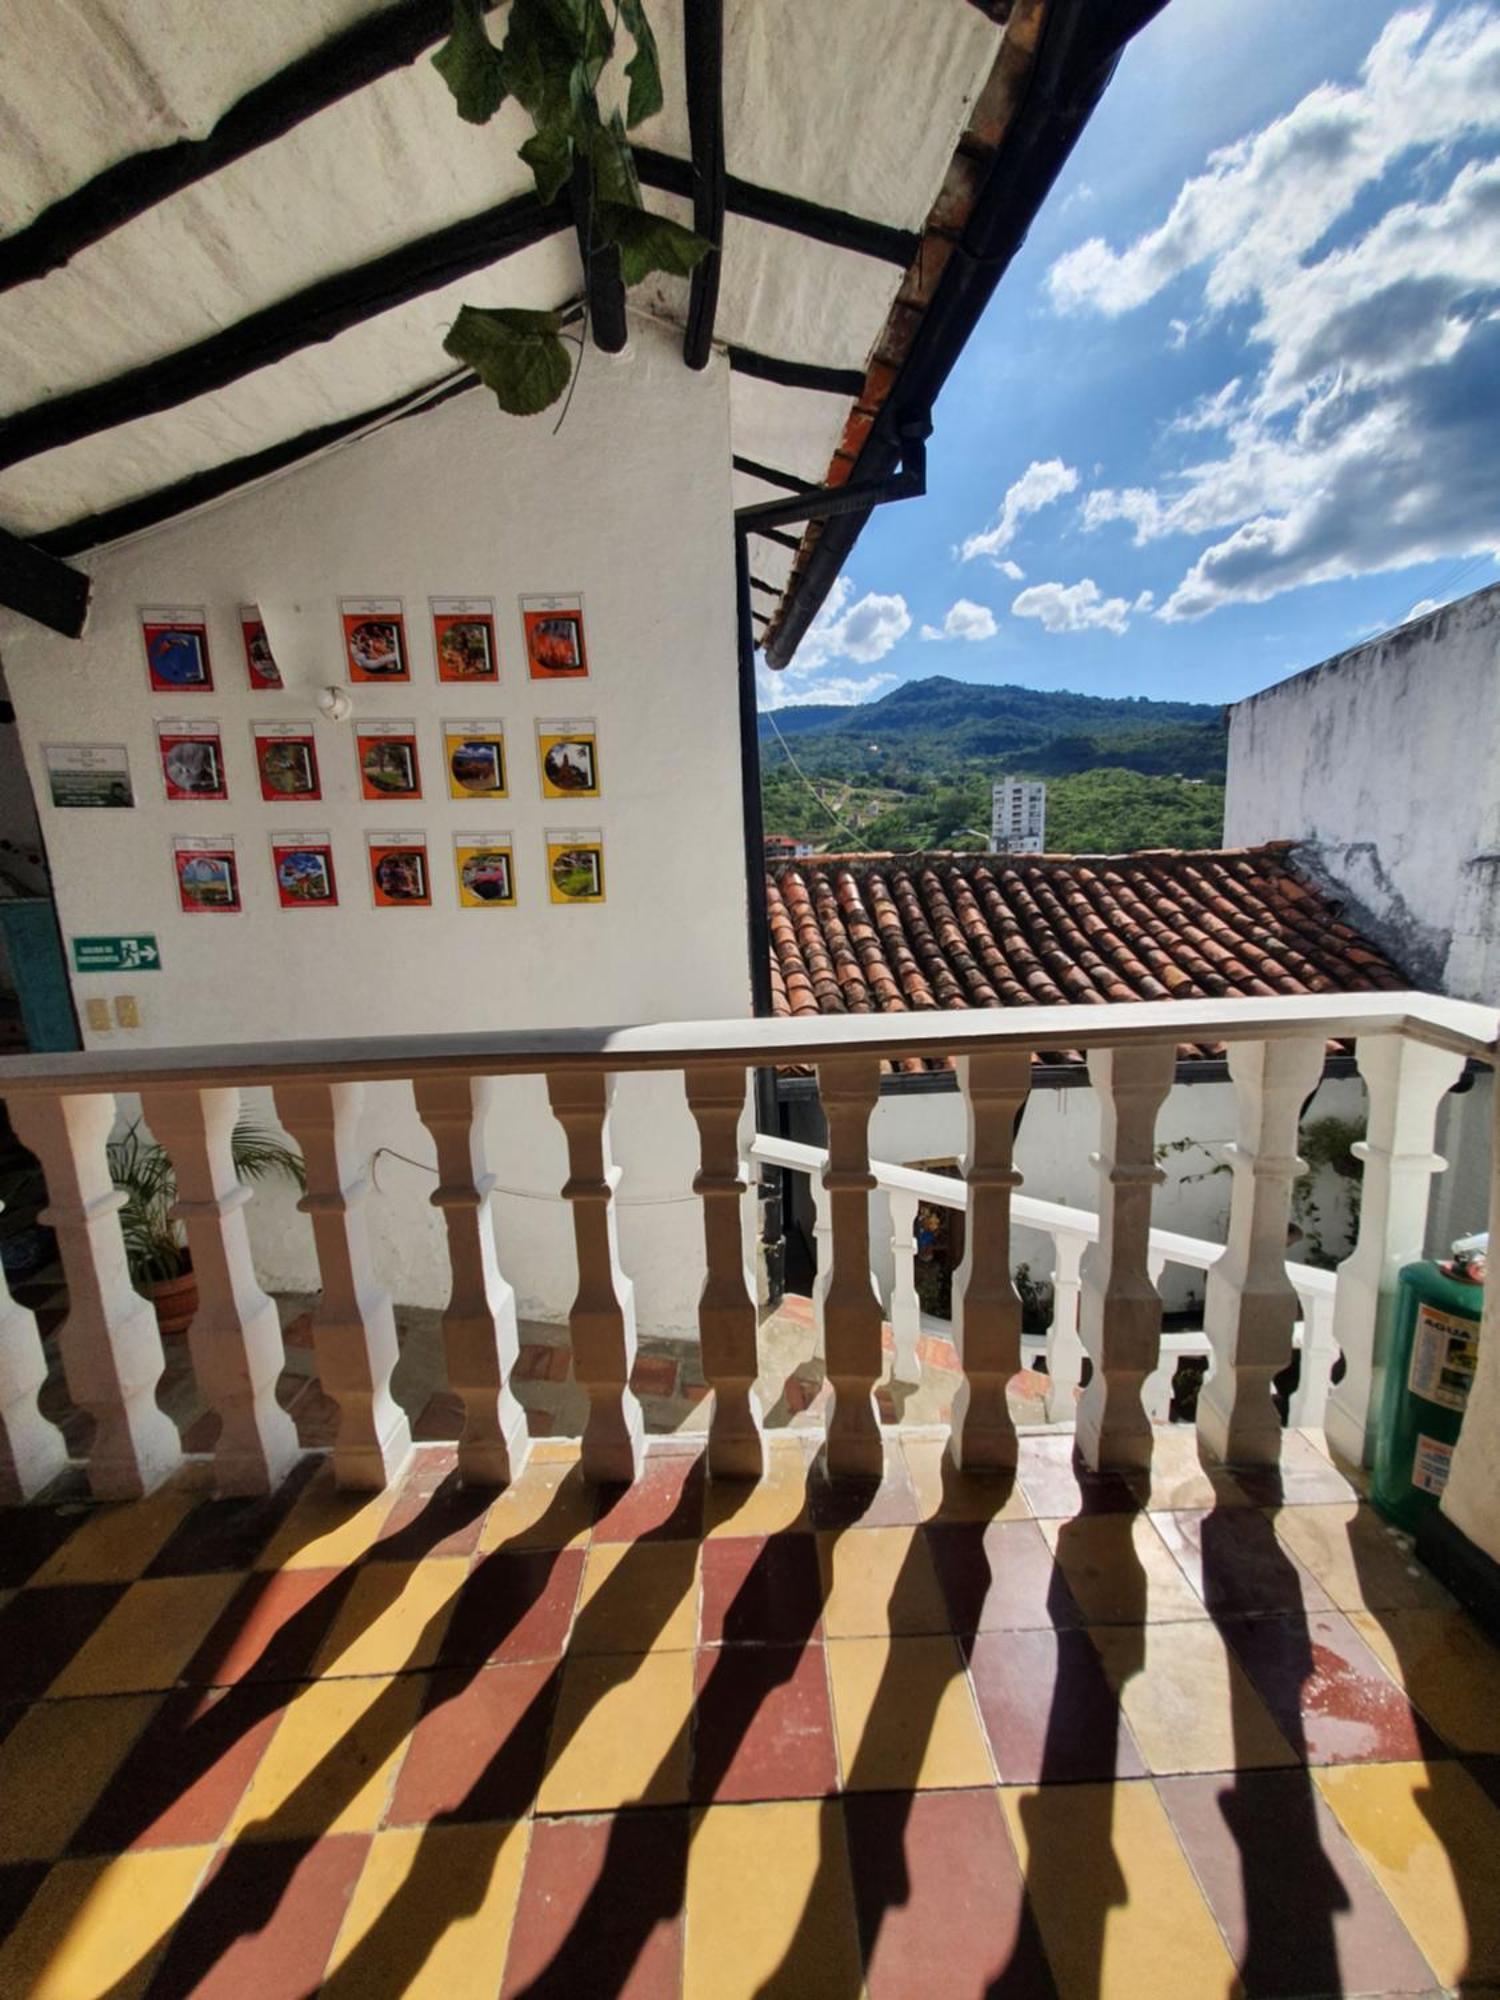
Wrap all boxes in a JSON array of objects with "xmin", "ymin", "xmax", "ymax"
[{"xmin": 107, "ymin": 1114, "xmax": 305, "ymax": 1286}]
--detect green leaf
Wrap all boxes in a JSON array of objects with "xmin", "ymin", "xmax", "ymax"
[
  {"xmin": 432, "ymin": 0, "xmax": 507, "ymax": 125},
  {"xmin": 589, "ymin": 110, "xmax": 640, "ymax": 210},
  {"xmin": 595, "ymin": 201, "xmax": 712, "ymax": 286},
  {"xmin": 499, "ymin": 0, "xmax": 576, "ymax": 130},
  {"xmin": 619, "ymin": 0, "xmax": 663, "ymax": 127},
  {"xmin": 444, "ymin": 304, "xmax": 574, "ymax": 416},
  {"xmin": 520, "ymin": 125, "xmax": 574, "ymax": 204}
]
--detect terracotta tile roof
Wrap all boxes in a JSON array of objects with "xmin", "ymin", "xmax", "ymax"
[{"xmin": 765, "ymin": 844, "xmax": 1412, "ymax": 1071}]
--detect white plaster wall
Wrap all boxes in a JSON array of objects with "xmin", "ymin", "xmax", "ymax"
[
  {"xmin": 1224, "ymin": 584, "xmax": 1500, "ymax": 1004},
  {"xmin": 0, "ymin": 325, "xmax": 748, "ymax": 1335}
]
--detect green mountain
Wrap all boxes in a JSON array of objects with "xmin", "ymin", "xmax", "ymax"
[{"xmin": 759, "ymin": 676, "xmax": 1228, "ymax": 853}]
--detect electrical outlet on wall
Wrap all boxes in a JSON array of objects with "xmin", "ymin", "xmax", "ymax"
[
  {"xmin": 84, "ymin": 997, "xmax": 111, "ymax": 1033},
  {"xmin": 114, "ymin": 995, "xmax": 140, "ymax": 1029}
]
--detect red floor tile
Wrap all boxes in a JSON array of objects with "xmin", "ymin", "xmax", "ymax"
[
  {"xmin": 0, "ymin": 1582, "xmax": 125, "ymax": 1701},
  {"xmin": 1015, "ymin": 1434, "xmax": 1143, "ymax": 1519},
  {"xmin": 1152, "ymin": 1507, "xmax": 1332, "ymax": 1617},
  {"xmin": 412, "ymin": 1391, "xmax": 466, "ymax": 1442},
  {"xmin": 145, "ymin": 1459, "xmax": 320, "ymax": 1577},
  {"xmin": 515, "ymin": 1343, "xmax": 571, "ymax": 1384},
  {"xmin": 182, "ymin": 1567, "xmax": 351, "ymax": 1686},
  {"xmin": 593, "ymin": 1449, "xmax": 705, "ymax": 1543},
  {"xmin": 387, "ymin": 1661, "xmax": 558, "ymax": 1826},
  {"xmin": 436, "ymin": 1548, "xmax": 585, "ymax": 1666},
  {"xmin": 500, "ymin": 1810, "xmax": 688, "ymax": 1999},
  {"xmin": 146, "ymin": 1832, "xmax": 370, "ymax": 1998},
  {"xmin": 846, "ymin": 1789, "xmax": 1056, "ymax": 1999},
  {"xmin": 691, "ymin": 1643, "xmax": 839, "ymax": 1802},
  {"xmin": 1232, "ymin": 1432, "xmax": 1361, "ymax": 1507},
  {"xmin": 699, "ymin": 1534, "xmax": 823, "ymax": 1648},
  {"xmin": 1157, "ymin": 1770, "xmax": 1437, "ymax": 1996},
  {"xmin": 967, "ymin": 1627, "xmax": 1147, "ymax": 1784},
  {"xmin": 1220, "ymin": 1609, "xmax": 1436, "ymax": 1765},
  {"xmin": 926, "ymin": 1521, "xmax": 1083, "ymax": 1634},
  {"xmin": 807, "ymin": 1450, "xmax": 922, "ymax": 1531},
  {"xmin": 630, "ymin": 1354, "xmax": 680, "ymax": 1398},
  {"xmin": 370, "ymin": 1453, "xmax": 490, "ymax": 1562},
  {"xmin": 70, "ymin": 1685, "xmax": 286, "ymax": 1855}
]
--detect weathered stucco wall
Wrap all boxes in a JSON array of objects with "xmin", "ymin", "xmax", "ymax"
[
  {"xmin": 0, "ymin": 324, "xmax": 748, "ymax": 1334},
  {"xmin": 1225, "ymin": 583, "xmax": 1500, "ymax": 1005}
]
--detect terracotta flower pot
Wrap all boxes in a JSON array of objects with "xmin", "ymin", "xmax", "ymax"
[{"xmin": 148, "ymin": 1267, "xmax": 199, "ymax": 1338}]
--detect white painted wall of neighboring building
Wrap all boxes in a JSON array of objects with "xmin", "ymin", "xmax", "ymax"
[
  {"xmin": 1224, "ymin": 584, "xmax": 1500, "ymax": 1005},
  {"xmin": 0, "ymin": 325, "xmax": 749, "ymax": 1335}
]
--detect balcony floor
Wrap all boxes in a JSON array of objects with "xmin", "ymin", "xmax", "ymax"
[{"xmin": 1, "ymin": 1427, "xmax": 1498, "ymax": 1998}]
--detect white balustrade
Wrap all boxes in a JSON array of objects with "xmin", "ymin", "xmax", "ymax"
[
  {"xmin": 1044, "ymin": 1228, "xmax": 1088, "ymax": 1424},
  {"xmin": 274, "ymin": 1080, "xmax": 413, "ymax": 1489},
  {"xmin": 949, "ymin": 1050, "xmax": 1030, "ymax": 1472},
  {"xmin": 8, "ymin": 1092, "xmax": 182, "ymax": 1499},
  {"xmin": 142, "ymin": 1086, "xmax": 300, "ymax": 1495},
  {"xmin": 886, "ymin": 1188, "xmax": 921, "ymax": 1388},
  {"xmin": 685, "ymin": 1064, "xmax": 765, "ymax": 1480},
  {"xmin": 815, "ymin": 1054, "xmax": 884, "ymax": 1478},
  {"xmin": 0, "ymin": 1219, "xmax": 66, "ymax": 1501},
  {"xmin": 1140, "ymin": 1248, "xmax": 1175, "ymax": 1422}
]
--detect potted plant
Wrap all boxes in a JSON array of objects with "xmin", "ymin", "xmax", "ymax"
[{"xmin": 108, "ymin": 1116, "xmax": 306, "ymax": 1335}]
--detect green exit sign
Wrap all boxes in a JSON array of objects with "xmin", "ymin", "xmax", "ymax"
[{"xmin": 72, "ymin": 934, "xmax": 162, "ymax": 973}]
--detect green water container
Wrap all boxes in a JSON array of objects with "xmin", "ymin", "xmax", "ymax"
[{"xmin": 1372, "ymin": 1258, "xmax": 1482, "ymax": 1533}]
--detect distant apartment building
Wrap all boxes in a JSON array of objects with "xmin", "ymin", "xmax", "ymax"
[
  {"xmin": 991, "ymin": 777, "xmax": 1047, "ymax": 854},
  {"xmin": 764, "ymin": 833, "xmax": 813, "ymax": 862}
]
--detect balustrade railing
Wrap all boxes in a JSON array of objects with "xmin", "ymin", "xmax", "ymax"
[{"xmin": 0, "ymin": 991, "xmax": 1491, "ymax": 1505}]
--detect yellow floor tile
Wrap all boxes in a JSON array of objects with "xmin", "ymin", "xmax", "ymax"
[
  {"xmin": 537, "ymin": 1649, "xmax": 693, "ymax": 1812},
  {"xmin": 826, "ymin": 1635, "xmax": 993, "ymax": 1790},
  {"xmin": 1039, "ymin": 1513, "xmax": 1207, "ymax": 1626},
  {"xmin": 1089, "ymin": 1621, "xmax": 1296, "ymax": 1774},
  {"xmin": 902, "ymin": 1433, "xmax": 1031, "ymax": 1525},
  {"xmin": 1138, "ymin": 1428, "xmax": 1251, "ymax": 1513},
  {"xmin": 475, "ymin": 1458, "xmax": 596, "ymax": 1554},
  {"xmin": 816, "ymin": 1524, "xmax": 949, "ymax": 1638},
  {"xmin": 322, "ymin": 1822, "xmax": 530, "ymax": 1999},
  {"xmin": 0, "ymin": 1694, "xmax": 161, "ymax": 1862},
  {"xmin": 1346, "ymin": 1608, "xmax": 1500, "ymax": 1753},
  {"xmin": 572, "ymin": 1540, "xmax": 699, "ymax": 1654},
  {"xmin": 1001, "ymin": 1779, "xmax": 1239, "ymax": 2000},
  {"xmin": 704, "ymin": 1436, "xmax": 812, "ymax": 1538},
  {"xmin": 1316, "ymin": 1760, "xmax": 1500, "ymax": 1988},
  {"xmin": 1270, "ymin": 1502, "xmax": 1451, "ymax": 1611},
  {"xmin": 30, "ymin": 1488, "xmax": 196, "ymax": 1586},
  {"xmin": 227, "ymin": 1672, "xmax": 424, "ymax": 1840},
  {"xmin": 47, "ymin": 1573, "xmax": 241, "ymax": 1698},
  {"xmin": 311, "ymin": 1558, "xmax": 469, "ymax": 1678},
  {"xmin": 0, "ymin": 1846, "xmax": 214, "ymax": 2000},
  {"xmin": 256, "ymin": 1476, "xmax": 403, "ymax": 1571},
  {"xmin": 684, "ymin": 1800, "xmax": 862, "ymax": 1999}
]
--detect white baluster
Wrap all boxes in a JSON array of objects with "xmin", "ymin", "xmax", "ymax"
[
  {"xmin": 1287, "ymin": 1280, "xmax": 1336, "ymax": 1430},
  {"xmin": 1044, "ymin": 1227, "xmax": 1087, "ymax": 1424},
  {"xmin": 1324, "ymin": 1035, "xmax": 1464, "ymax": 1466},
  {"xmin": 815, "ymin": 1055, "xmax": 884, "ymax": 1479},
  {"xmin": 685, "ymin": 1064, "xmax": 765, "ymax": 1481},
  {"xmin": 274, "ymin": 1081, "xmax": 412, "ymax": 1490},
  {"xmin": 886, "ymin": 1188, "xmax": 922, "ymax": 1389},
  {"xmin": 0, "ymin": 1204, "xmax": 67, "ymax": 1501},
  {"xmin": 1076, "ymin": 1044, "xmax": 1174, "ymax": 1472},
  {"xmin": 1196, "ymin": 1038, "xmax": 1325, "ymax": 1465},
  {"xmin": 9, "ymin": 1092, "xmax": 181, "ymax": 1499},
  {"xmin": 809, "ymin": 1171, "xmax": 832, "ymax": 1361},
  {"xmin": 547, "ymin": 1069, "xmax": 643, "ymax": 1484},
  {"xmin": 1140, "ymin": 1250, "xmax": 1176, "ymax": 1422},
  {"xmin": 413, "ymin": 1075, "xmax": 530, "ymax": 1487},
  {"xmin": 141, "ymin": 1087, "xmax": 300, "ymax": 1495},
  {"xmin": 949, "ymin": 1050, "xmax": 1029, "ymax": 1472}
]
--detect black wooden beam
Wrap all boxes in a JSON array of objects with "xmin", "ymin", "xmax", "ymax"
[
  {"xmin": 753, "ymin": 526, "xmax": 802, "ymax": 551},
  {"xmin": 0, "ymin": 192, "xmax": 570, "ymax": 474},
  {"xmin": 33, "ymin": 374, "xmax": 479, "ymax": 559},
  {"xmin": 750, "ymin": 575, "xmax": 782, "ymax": 597},
  {"xmin": 732, "ymin": 455, "xmax": 814, "ymax": 494},
  {"xmin": 682, "ymin": 0, "xmax": 726, "ymax": 370},
  {"xmin": 570, "ymin": 153, "xmax": 627, "ymax": 354},
  {"xmin": 0, "ymin": 526, "xmax": 91, "ymax": 637},
  {"xmin": 636, "ymin": 151, "xmax": 917, "ymax": 266},
  {"xmin": 728, "ymin": 348, "xmax": 865, "ymax": 398}
]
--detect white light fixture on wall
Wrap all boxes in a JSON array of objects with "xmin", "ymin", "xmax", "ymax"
[{"xmin": 317, "ymin": 684, "xmax": 353, "ymax": 723}]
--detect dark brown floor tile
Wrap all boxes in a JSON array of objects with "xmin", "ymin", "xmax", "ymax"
[
  {"xmin": 0, "ymin": 1862, "xmax": 47, "ymax": 1948},
  {"xmin": 699, "ymin": 1533, "xmax": 823, "ymax": 1648},
  {"xmin": 593, "ymin": 1448, "xmax": 705, "ymax": 1543},
  {"xmin": 1016, "ymin": 1434, "xmax": 1144, "ymax": 1519},
  {"xmin": 369, "ymin": 1452, "xmax": 490, "ymax": 1562},
  {"xmin": 146, "ymin": 1460, "xmax": 321, "ymax": 1578},
  {"xmin": 967, "ymin": 1627, "xmax": 1147, "ymax": 1784},
  {"xmin": 71, "ymin": 1684, "xmax": 286, "ymax": 1855},
  {"xmin": 182, "ymin": 1566, "xmax": 353, "ymax": 1686},
  {"xmin": 691, "ymin": 1643, "xmax": 838, "ymax": 1802},
  {"xmin": 1157, "ymin": 1770, "xmax": 1437, "ymax": 1995},
  {"xmin": 412, "ymin": 1390, "xmax": 465, "ymax": 1441},
  {"xmin": 145, "ymin": 1832, "xmax": 370, "ymax": 1999},
  {"xmin": 387, "ymin": 1661, "xmax": 558, "ymax": 1826},
  {"xmin": 0, "ymin": 1582, "xmax": 125, "ymax": 1701},
  {"xmin": 846, "ymin": 1789, "xmax": 1056, "ymax": 1999},
  {"xmin": 500, "ymin": 1809, "xmax": 688, "ymax": 1998},
  {"xmin": 436, "ymin": 1547, "xmax": 585, "ymax": 1666},
  {"xmin": 1221, "ymin": 1609, "xmax": 1437, "ymax": 1765},
  {"xmin": 1232, "ymin": 1432, "xmax": 1361, "ymax": 1507},
  {"xmin": 0, "ymin": 1504, "xmax": 80, "ymax": 1588},
  {"xmin": 927, "ymin": 1520, "xmax": 1083, "ymax": 1634},
  {"xmin": 1465, "ymin": 1754, "xmax": 1500, "ymax": 1810},
  {"xmin": 1153, "ymin": 1506, "xmax": 1333, "ymax": 1616},
  {"xmin": 807, "ymin": 1446, "xmax": 922, "ymax": 1530}
]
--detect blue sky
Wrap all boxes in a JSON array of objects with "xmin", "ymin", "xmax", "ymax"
[{"xmin": 759, "ymin": 0, "xmax": 1500, "ymax": 710}]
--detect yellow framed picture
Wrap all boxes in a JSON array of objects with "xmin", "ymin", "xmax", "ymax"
[
  {"xmin": 546, "ymin": 829, "xmax": 605, "ymax": 905},
  {"xmin": 444, "ymin": 722, "xmax": 507, "ymax": 800},
  {"xmin": 454, "ymin": 831, "xmax": 516, "ymax": 908},
  {"xmin": 536, "ymin": 717, "xmax": 599, "ymax": 800}
]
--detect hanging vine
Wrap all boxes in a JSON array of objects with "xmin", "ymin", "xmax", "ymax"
[{"xmin": 432, "ymin": 0, "xmax": 711, "ymax": 415}]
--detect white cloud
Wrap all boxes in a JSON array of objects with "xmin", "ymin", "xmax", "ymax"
[
  {"xmin": 1010, "ymin": 578, "xmax": 1134, "ymax": 635},
  {"xmin": 959, "ymin": 459, "xmax": 1078, "ymax": 564},
  {"xmin": 1167, "ymin": 318, "xmax": 1190, "ymax": 350},
  {"xmin": 1402, "ymin": 598, "xmax": 1442, "ymax": 623},
  {"xmin": 919, "ymin": 598, "xmax": 999, "ymax": 643},
  {"xmin": 759, "ymin": 670, "xmax": 897, "ymax": 710},
  {"xmin": 1059, "ymin": 8, "xmax": 1500, "ymax": 621},
  {"xmin": 996, "ymin": 558, "xmax": 1025, "ymax": 581},
  {"xmin": 783, "ymin": 573, "xmax": 911, "ymax": 673}
]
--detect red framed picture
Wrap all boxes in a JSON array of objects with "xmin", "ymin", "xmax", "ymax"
[
  {"xmin": 271, "ymin": 833, "xmax": 338, "ymax": 908},
  {"xmin": 142, "ymin": 607, "xmax": 213, "ymax": 693},
  {"xmin": 157, "ymin": 721, "xmax": 227, "ymax": 801},
  {"xmin": 253, "ymin": 724, "xmax": 321, "ymax": 802},
  {"xmin": 240, "ymin": 606, "xmax": 283, "ymax": 689},
  {"xmin": 173, "ymin": 836, "xmax": 240, "ymax": 913}
]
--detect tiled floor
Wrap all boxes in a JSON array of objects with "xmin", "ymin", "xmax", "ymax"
[{"xmin": 2, "ymin": 1425, "xmax": 1499, "ymax": 1997}]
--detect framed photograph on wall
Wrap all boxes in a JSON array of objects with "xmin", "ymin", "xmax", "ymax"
[
  {"xmin": 368, "ymin": 830, "xmax": 430, "ymax": 908},
  {"xmin": 536, "ymin": 718, "xmax": 599, "ymax": 800},
  {"xmin": 521, "ymin": 594, "xmax": 588, "ymax": 679},
  {"xmin": 340, "ymin": 598, "xmax": 409, "ymax": 682},
  {"xmin": 173, "ymin": 834, "xmax": 240, "ymax": 912},
  {"xmin": 253, "ymin": 723, "xmax": 321, "ymax": 802},
  {"xmin": 444, "ymin": 722, "xmax": 507, "ymax": 800},
  {"xmin": 44, "ymin": 743, "xmax": 133, "ymax": 809},
  {"xmin": 271, "ymin": 831, "xmax": 338, "ymax": 908},
  {"xmin": 240, "ymin": 605, "xmax": 284, "ymax": 689},
  {"xmin": 546, "ymin": 828, "xmax": 605, "ymax": 905},
  {"xmin": 141, "ymin": 606, "xmax": 213, "ymax": 693},
  {"xmin": 355, "ymin": 720, "xmax": 421, "ymax": 801},
  {"xmin": 432, "ymin": 598, "xmax": 499, "ymax": 683},
  {"xmin": 453, "ymin": 831, "xmax": 516, "ymax": 908},
  {"xmin": 156, "ymin": 720, "xmax": 227, "ymax": 801}
]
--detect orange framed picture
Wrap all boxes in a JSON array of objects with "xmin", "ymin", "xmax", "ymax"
[
  {"xmin": 368, "ymin": 831, "xmax": 430, "ymax": 908},
  {"xmin": 340, "ymin": 598, "xmax": 409, "ymax": 682},
  {"xmin": 431, "ymin": 598, "xmax": 498, "ymax": 683},
  {"xmin": 355, "ymin": 721, "xmax": 421, "ymax": 801},
  {"xmin": 521, "ymin": 594, "xmax": 588, "ymax": 679}
]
